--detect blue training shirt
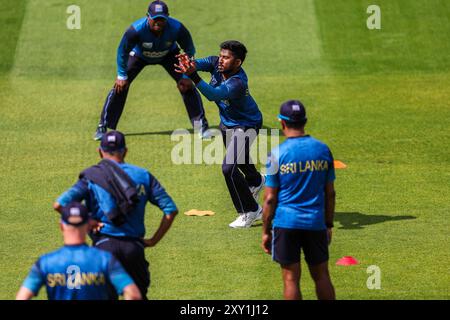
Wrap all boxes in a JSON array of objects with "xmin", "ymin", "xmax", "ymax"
[
  {"xmin": 22, "ymin": 244, "xmax": 133, "ymax": 300},
  {"xmin": 195, "ymin": 56, "xmax": 263, "ymax": 128},
  {"xmin": 265, "ymin": 136, "xmax": 335, "ymax": 230},
  {"xmin": 57, "ymin": 162, "xmax": 177, "ymax": 238},
  {"xmin": 117, "ymin": 17, "xmax": 195, "ymax": 79}
]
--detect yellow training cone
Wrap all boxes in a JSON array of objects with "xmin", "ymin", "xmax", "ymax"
[{"xmin": 184, "ymin": 209, "xmax": 215, "ymax": 216}]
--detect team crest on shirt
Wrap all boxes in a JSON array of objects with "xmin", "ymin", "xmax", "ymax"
[{"xmin": 143, "ymin": 42, "xmax": 153, "ymax": 49}]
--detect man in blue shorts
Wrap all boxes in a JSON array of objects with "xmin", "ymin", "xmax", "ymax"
[
  {"xmin": 175, "ymin": 40, "xmax": 265, "ymax": 228},
  {"xmin": 16, "ymin": 202, "xmax": 142, "ymax": 300},
  {"xmin": 54, "ymin": 130, "xmax": 178, "ymax": 299},
  {"xmin": 94, "ymin": 1, "xmax": 210, "ymax": 140},
  {"xmin": 262, "ymin": 100, "xmax": 336, "ymax": 300}
]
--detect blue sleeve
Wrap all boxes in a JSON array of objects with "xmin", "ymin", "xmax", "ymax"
[
  {"xmin": 22, "ymin": 260, "xmax": 45, "ymax": 295},
  {"xmin": 265, "ymin": 151, "xmax": 280, "ymax": 188},
  {"xmin": 108, "ymin": 255, "xmax": 134, "ymax": 295},
  {"xmin": 195, "ymin": 56, "xmax": 217, "ymax": 72},
  {"xmin": 326, "ymin": 149, "xmax": 336, "ymax": 182},
  {"xmin": 57, "ymin": 179, "xmax": 89, "ymax": 206},
  {"xmin": 177, "ymin": 23, "xmax": 195, "ymax": 57},
  {"xmin": 197, "ymin": 77, "xmax": 246, "ymax": 102},
  {"xmin": 147, "ymin": 173, "xmax": 177, "ymax": 215},
  {"xmin": 117, "ymin": 26, "xmax": 140, "ymax": 79}
]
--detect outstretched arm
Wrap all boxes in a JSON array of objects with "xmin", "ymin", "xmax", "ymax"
[
  {"xmin": 174, "ymin": 57, "xmax": 244, "ymax": 101},
  {"xmin": 177, "ymin": 23, "xmax": 195, "ymax": 58},
  {"xmin": 195, "ymin": 80, "xmax": 235, "ymax": 101},
  {"xmin": 117, "ymin": 26, "xmax": 139, "ymax": 80},
  {"xmin": 115, "ymin": 26, "xmax": 140, "ymax": 93}
]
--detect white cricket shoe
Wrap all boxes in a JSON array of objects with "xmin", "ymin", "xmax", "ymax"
[
  {"xmin": 228, "ymin": 214, "xmax": 245, "ymax": 228},
  {"xmin": 195, "ymin": 119, "xmax": 214, "ymax": 140},
  {"xmin": 199, "ymin": 128, "xmax": 214, "ymax": 139},
  {"xmin": 228, "ymin": 205, "xmax": 263, "ymax": 228},
  {"xmin": 254, "ymin": 205, "xmax": 263, "ymax": 221},
  {"xmin": 249, "ymin": 174, "xmax": 265, "ymax": 202}
]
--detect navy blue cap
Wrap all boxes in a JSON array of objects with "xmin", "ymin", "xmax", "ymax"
[
  {"xmin": 100, "ymin": 130, "xmax": 126, "ymax": 152},
  {"xmin": 147, "ymin": 1, "xmax": 169, "ymax": 20},
  {"xmin": 278, "ymin": 100, "xmax": 307, "ymax": 123},
  {"xmin": 61, "ymin": 202, "xmax": 91, "ymax": 226}
]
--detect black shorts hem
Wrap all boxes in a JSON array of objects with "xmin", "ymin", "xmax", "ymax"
[
  {"xmin": 272, "ymin": 228, "xmax": 329, "ymax": 267},
  {"xmin": 273, "ymin": 257, "xmax": 301, "ymax": 266},
  {"xmin": 304, "ymin": 255, "xmax": 329, "ymax": 266}
]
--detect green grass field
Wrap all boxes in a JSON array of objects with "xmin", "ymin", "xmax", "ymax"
[{"xmin": 1, "ymin": 0, "xmax": 449, "ymax": 299}]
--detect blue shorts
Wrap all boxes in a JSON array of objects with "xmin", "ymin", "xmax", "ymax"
[{"xmin": 272, "ymin": 228, "xmax": 329, "ymax": 266}]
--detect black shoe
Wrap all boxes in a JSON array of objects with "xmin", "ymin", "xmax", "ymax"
[{"xmin": 93, "ymin": 125, "xmax": 107, "ymax": 141}]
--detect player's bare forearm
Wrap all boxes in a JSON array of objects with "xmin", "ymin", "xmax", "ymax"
[
  {"xmin": 324, "ymin": 182, "xmax": 335, "ymax": 226},
  {"xmin": 16, "ymin": 287, "xmax": 34, "ymax": 300},
  {"xmin": 122, "ymin": 284, "xmax": 142, "ymax": 300},
  {"xmin": 261, "ymin": 187, "xmax": 278, "ymax": 254},
  {"xmin": 143, "ymin": 210, "xmax": 178, "ymax": 248},
  {"xmin": 114, "ymin": 79, "xmax": 129, "ymax": 94},
  {"xmin": 262, "ymin": 187, "xmax": 278, "ymax": 234}
]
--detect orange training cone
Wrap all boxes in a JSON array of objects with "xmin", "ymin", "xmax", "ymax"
[{"xmin": 334, "ymin": 160, "xmax": 347, "ymax": 169}]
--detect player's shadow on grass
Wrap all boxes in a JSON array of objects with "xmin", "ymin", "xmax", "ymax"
[
  {"xmin": 125, "ymin": 128, "xmax": 196, "ymax": 136},
  {"xmin": 251, "ymin": 221, "xmax": 263, "ymax": 228},
  {"xmin": 335, "ymin": 212, "xmax": 416, "ymax": 230},
  {"xmin": 125, "ymin": 125, "xmax": 276, "ymax": 137}
]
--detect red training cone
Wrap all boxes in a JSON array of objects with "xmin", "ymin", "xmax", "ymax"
[{"xmin": 336, "ymin": 256, "xmax": 359, "ymax": 266}]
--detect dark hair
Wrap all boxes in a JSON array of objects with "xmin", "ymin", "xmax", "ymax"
[
  {"xmin": 220, "ymin": 40, "xmax": 247, "ymax": 62},
  {"xmin": 284, "ymin": 119, "xmax": 307, "ymax": 129},
  {"xmin": 103, "ymin": 149, "xmax": 126, "ymax": 157}
]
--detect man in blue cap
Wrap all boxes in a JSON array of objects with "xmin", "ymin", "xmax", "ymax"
[
  {"xmin": 94, "ymin": 0, "xmax": 210, "ymax": 140},
  {"xmin": 54, "ymin": 130, "xmax": 178, "ymax": 299},
  {"xmin": 16, "ymin": 202, "xmax": 142, "ymax": 300},
  {"xmin": 261, "ymin": 100, "xmax": 336, "ymax": 300}
]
